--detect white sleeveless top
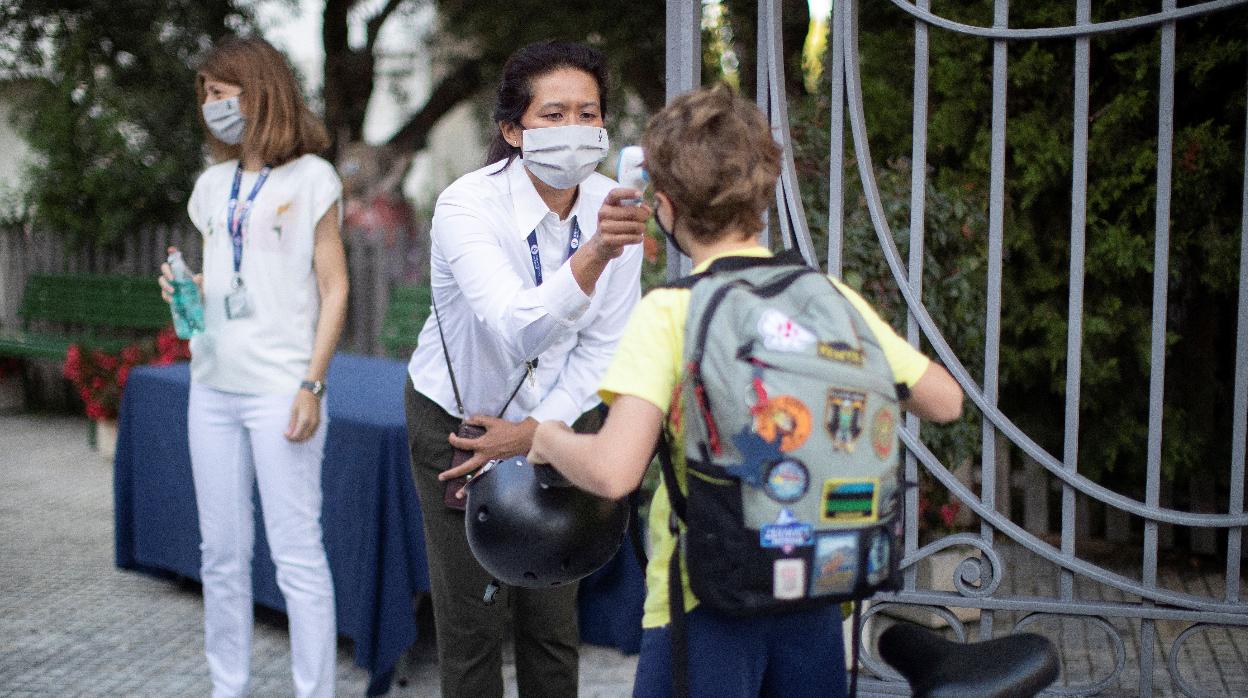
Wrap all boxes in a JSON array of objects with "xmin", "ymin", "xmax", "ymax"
[{"xmin": 186, "ymin": 154, "xmax": 341, "ymax": 395}]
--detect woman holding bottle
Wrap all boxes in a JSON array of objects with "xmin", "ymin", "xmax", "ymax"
[{"xmin": 158, "ymin": 35, "xmax": 348, "ymax": 698}]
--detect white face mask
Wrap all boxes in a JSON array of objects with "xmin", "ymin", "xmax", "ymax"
[
  {"xmin": 520, "ymin": 125, "xmax": 609, "ymax": 190},
  {"xmin": 202, "ymin": 96, "xmax": 245, "ymax": 145}
]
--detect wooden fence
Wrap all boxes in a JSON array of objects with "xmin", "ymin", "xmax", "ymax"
[{"xmin": 0, "ymin": 221, "xmax": 425, "ymax": 405}]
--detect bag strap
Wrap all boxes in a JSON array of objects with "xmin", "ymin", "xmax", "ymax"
[
  {"xmin": 657, "ymin": 247, "xmax": 811, "ymax": 290},
  {"xmin": 668, "ymin": 531, "xmax": 690, "ymax": 698},
  {"xmin": 432, "ymin": 293, "xmax": 529, "ymax": 419},
  {"xmin": 658, "ymin": 429, "xmax": 690, "ymax": 698},
  {"xmin": 431, "ymin": 293, "xmax": 467, "ymax": 416},
  {"xmin": 627, "ymin": 490, "xmax": 649, "ymax": 570},
  {"xmin": 849, "ymin": 599, "xmax": 862, "ymax": 698},
  {"xmin": 657, "ymin": 430, "xmax": 687, "ymax": 522}
]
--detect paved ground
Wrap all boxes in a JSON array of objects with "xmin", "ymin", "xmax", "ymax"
[
  {"xmin": 3, "ymin": 411, "xmax": 1248, "ymax": 697},
  {"xmin": 0, "ymin": 413, "xmax": 636, "ymax": 697}
]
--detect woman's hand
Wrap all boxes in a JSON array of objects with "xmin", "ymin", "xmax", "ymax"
[
  {"xmin": 439, "ymin": 415, "xmax": 540, "ymax": 482},
  {"xmin": 570, "ymin": 188, "xmax": 649, "ymax": 295},
  {"xmin": 285, "ymin": 391, "xmax": 321, "ymax": 442},
  {"xmin": 588, "ymin": 188, "xmax": 650, "ymax": 262},
  {"xmin": 157, "ymin": 246, "xmax": 203, "ymax": 304}
]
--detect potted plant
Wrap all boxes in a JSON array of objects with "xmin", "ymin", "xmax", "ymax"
[{"xmin": 62, "ymin": 327, "xmax": 189, "ymax": 457}]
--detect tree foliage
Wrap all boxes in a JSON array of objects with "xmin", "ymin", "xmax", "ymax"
[
  {"xmin": 839, "ymin": 0, "xmax": 1247, "ymax": 500},
  {"xmin": 1, "ymin": 0, "xmax": 670, "ymax": 244},
  {"xmin": 324, "ymin": 0, "xmax": 667, "ymax": 167},
  {"xmin": 0, "ymin": 0, "xmax": 244, "ymax": 246}
]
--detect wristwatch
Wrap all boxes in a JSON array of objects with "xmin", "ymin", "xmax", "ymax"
[{"xmin": 300, "ymin": 380, "xmax": 327, "ymax": 398}]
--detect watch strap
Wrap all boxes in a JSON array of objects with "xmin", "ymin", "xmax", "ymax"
[{"xmin": 300, "ymin": 380, "xmax": 326, "ymax": 398}]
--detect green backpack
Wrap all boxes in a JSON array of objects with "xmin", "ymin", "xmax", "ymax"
[{"xmin": 660, "ymin": 252, "xmax": 904, "ymax": 618}]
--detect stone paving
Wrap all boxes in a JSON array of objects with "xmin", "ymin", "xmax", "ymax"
[
  {"xmin": 4, "ymin": 411, "xmax": 1248, "ymax": 697},
  {"xmin": 0, "ymin": 413, "xmax": 635, "ymax": 697}
]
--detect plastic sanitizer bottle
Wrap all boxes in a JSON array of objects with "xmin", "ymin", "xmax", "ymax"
[{"xmin": 167, "ymin": 250, "xmax": 205, "ymax": 339}]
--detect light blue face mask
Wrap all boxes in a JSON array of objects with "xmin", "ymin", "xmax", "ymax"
[{"xmin": 202, "ymin": 96, "xmax": 245, "ymax": 145}]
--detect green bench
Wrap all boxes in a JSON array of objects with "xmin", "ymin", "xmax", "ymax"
[
  {"xmin": 379, "ymin": 284, "xmax": 431, "ymax": 359},
  {"xmin": 0, "ymin": 273, "xmax": 171, "ymax": 359}
]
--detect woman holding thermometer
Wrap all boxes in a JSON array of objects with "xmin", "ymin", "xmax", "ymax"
[{"xmin": 402, "ymin": 40, "xmax": 648, "ymax": 698}]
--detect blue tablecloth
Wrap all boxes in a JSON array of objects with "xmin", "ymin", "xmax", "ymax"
[{"xmin": 113, "ymin": 354, "xmax": 644, "ymax": 694}]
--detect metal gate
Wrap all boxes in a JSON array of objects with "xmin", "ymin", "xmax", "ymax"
[{"xmin": 665, "ymin": 1, "xmax": 1248, "ymax": 695}]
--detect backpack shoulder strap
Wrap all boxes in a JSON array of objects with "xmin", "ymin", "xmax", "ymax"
[{"xmin": 655, "ymin": 248, "xmax": 813, "ymax": 290}]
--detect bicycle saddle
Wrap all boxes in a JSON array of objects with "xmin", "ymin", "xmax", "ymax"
[{"xmin": 878, "ymin": 622, "xmax": 1060, "ymax": 698}]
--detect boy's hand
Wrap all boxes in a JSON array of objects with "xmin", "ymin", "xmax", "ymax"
[
  {"xmin": 590, "ymin": 188, "xmax": 650, "ymax": 262},
  {"xmin": 527, "ymin": 419, "xmax": 574, "ymax": 466}
]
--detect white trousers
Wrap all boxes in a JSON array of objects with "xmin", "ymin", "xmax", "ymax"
[{"xmin": 189, "ymin": 382, "xmax": 337, "ymax": 698}]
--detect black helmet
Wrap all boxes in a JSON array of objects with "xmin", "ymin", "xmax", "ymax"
[{"xmin": 464, "ymin": 456, "xmax": 629, "ymax": 588}]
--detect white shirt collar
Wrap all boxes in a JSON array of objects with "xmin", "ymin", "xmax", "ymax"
[
  {"xmin": 508, "ymin": 158, "xmax": 552, "ymax": 239},
  {"xmin": 507, "ymin": 157, "xmax": 590, "ymax": 239}
]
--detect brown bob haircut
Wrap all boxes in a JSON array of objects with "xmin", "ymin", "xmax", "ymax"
[
  {"xmin": 641, "ymin": 83, "xmax": 780, "ymax": 245},
  {"xmin": 195, "ymin": 36, "xmax": 329, "ymax": 166}
]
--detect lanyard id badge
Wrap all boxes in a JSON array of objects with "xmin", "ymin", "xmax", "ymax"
[
  {"xmin": 526, "ymin": 216, "xmax": 582, "ymax": 286},
  {"xmin": 224, "ymin": 163, "xmax": 271, "ymax": 320},
  {"xmin": 225, "ymin": 276, "xmax": 252, "ymax": 319}
]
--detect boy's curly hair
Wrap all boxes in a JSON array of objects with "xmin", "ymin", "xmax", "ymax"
[{"xmin": 641, "ymin": 84, "xmax": 780, "ymax": 245}]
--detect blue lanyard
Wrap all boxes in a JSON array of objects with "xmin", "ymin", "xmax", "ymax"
[
  {"xmin": 526, "ymin": 216, "xmax": 582, "ymax": 286},
  {"xmin": 227, "ymin": 164, "xmax": 272, "ymax": 277}
]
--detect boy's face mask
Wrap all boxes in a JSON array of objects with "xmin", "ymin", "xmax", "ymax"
[
  {"xmin": 653, "ymin": 195, "xmax": 689, "ymax": 259},
  {"xmin": 202, "ymin": 96, "xmax": 245, "ymax": 145},
  {"xmin": 520, "ymin": 124, "xmax": 609, "ymax": 190}
]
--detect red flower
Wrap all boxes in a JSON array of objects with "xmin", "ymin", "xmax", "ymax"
[
  {"xmin": 61, "ymin": 327, "xmax": 188, "ymax": 421},
  {"xmin": 95, "ymin": 352, "xmax": 118, "ymax": 371},
  {"xmin": 120, "ymin": 345, "xmax": 143, "ymax": 365},
  {"xmin": 155, "ymin": 327, "xmax": 190, "ymax": 363},
  {"xmin": 939, "ymin": 501, "xmax": 962, "ymax": 530},
  {"xmin": 918, "ymin": 476, "xmax": 966, "ymax": 538},
  {"xmin": 64, "ymin": 345, "xmax": 81, "ymax": 380}
]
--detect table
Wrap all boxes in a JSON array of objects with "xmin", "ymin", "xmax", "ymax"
[{"xmin": 113, "ymin": 355, "xmax": 645, "ymax": 695}]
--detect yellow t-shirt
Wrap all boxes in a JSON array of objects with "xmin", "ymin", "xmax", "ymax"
[{"xmin": 597, "ymin": 247, "xmax": 930, "ymax": 628}]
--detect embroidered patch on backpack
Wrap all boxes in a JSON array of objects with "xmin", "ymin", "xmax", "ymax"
[
  {"xmin": 817, "ymin": 341, "xmax": 865, "ymax": 365},
  {"xmin": 757, "ymin": 308, "xmax": 815, "ymax": 352},
  {"xmin": 759, "ymin": 508, "xmax": 814, "ymax": 552},
  {"xmin": 810, "ymin": 531, "xmax": 858, "ymax": 596},
  {"xmin": 763, "ymin": 458, "xmax": 810, "ymax": 503},
  {"xmin": 773, "ymin": 558, "xmax": 807, "ymax": 600},
  {"xmin": 870, "ymin": 407, "xmax": 897, "ymax": 460},
  {"xmin": 866, "ymin": 529, "xmax": 892, "ymax": 585},
  {"xmin": 753, "ymin": 395, "xmax": 812, "ymax": 452},
  {"xmin": 825, "ymin": 389, "xmax": 866, "ymax": 452},
  {"xmin": 820, "ymin": 478, "xmax": 879, "ymax": 524}
]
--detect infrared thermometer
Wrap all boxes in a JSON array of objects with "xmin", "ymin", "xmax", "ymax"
[{"xmin": 615, "ymin": 145, "xmax": 647, "ymax": 206}]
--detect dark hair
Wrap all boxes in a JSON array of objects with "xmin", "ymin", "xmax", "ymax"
[
  {"xmin": 484, "ymin": 40, "xmax": 609, "ymax": 167},
  {"xmin": 642, "ymin": 84, "xmax": 780, "ymax": 243},
  {"xmin": 196, "ymin": 35, "xmax": 329, "ymax": 166}
]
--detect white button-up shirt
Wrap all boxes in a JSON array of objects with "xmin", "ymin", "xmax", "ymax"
[{"xmin": 407, "ymin": 157, "xmax": 643, "ymax": 424}]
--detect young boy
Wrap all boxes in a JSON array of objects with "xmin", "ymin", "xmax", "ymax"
[{"xmin": 527, "ymin": 84, "xmax": 964, "ymax": 698}]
